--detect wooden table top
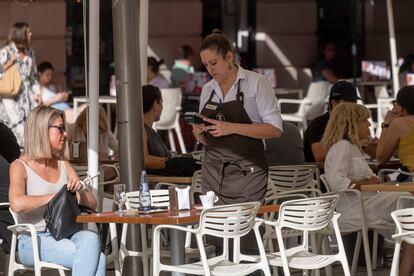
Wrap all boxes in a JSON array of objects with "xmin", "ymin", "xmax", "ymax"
[
  {"xmin": 148, "ymin": 175, "xmax": 193, "ymax": 184},
  {"xmin": 307, "ymin": 159, "xmax": 401, "ymax": 173},
  {"xmin": 361, "ymin": 182, "xmax": 414, "ymax": 192},
  {"xmin": 77, "ymin": 204, "xmax": 280, "ymax": 225}
]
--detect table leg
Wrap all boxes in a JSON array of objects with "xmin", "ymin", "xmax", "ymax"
[{"xmin": 170, "ymin": 228, "xmax": 185, "ymax": 276}]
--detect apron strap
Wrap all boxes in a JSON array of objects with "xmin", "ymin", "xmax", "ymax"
[
  {"xmin": 202, "ymin": 89, "xmax": 217, "ymax": 110},
  {"xmin": 236, "ymin": 79, "xmax": 244, "ymax": 104}
]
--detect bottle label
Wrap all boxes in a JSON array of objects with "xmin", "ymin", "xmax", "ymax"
[{"xmin": 140, "ymin": 192, "xmax": 151, "ymax": 210}]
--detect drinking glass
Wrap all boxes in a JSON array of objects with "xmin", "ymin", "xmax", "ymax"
[{"xmin": 113, "ymin": 184, "xmax": 127, "ymax": 214}]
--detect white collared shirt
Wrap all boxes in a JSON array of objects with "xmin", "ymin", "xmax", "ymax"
[{"xmin": 199, "ymin": 66, "xmax": 283, "ymax": 131}]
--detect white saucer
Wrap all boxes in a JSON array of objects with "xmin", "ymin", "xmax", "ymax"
[{"xmin": 194, "ymin": 205, "xmax": 204, "ymax": 210}]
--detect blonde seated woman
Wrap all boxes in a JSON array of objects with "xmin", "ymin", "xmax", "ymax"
[{"xmin": 322, "ymin": 103, "xmax": 410, "ymax": 228}]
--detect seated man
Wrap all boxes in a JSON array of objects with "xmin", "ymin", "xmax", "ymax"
[
  {"xmin": 0, "ymin": 155, "xmax": 14, "ymax": 254},
  {"xmin": 142, "ymin": 85, "xmax": 199, "ymax": 176},
  {"xmin": 303, "ymin": 80, "xmax": 359, "ymax": 162},
  {"xmin": 265, "ymin": 121, "xmax": 304, "ymax": 166}
]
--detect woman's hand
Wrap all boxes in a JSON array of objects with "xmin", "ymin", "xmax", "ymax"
[
  {"xmin": 67, "ymin": 176, "xmax": 82, "ymax": 192},
  {"xmin": 192, "ymin": 124, "xmax": 207, "ymax": 144},
  {"xmin": 384, "ymin": 110, "xmax": 400, "ymax": 125},
  {"xmin": 203, "ymin": 117, "xmax": 234, "ymax": 137}
]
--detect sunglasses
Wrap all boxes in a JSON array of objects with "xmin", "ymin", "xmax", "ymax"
[{"xmin": 49, "ymin": 124, "xmax": 66, "ymax": 133}]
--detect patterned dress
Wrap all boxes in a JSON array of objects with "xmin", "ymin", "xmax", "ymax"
[{"xmin": 0, "ymin": 43, "xmax": 38, "ymax": 146}]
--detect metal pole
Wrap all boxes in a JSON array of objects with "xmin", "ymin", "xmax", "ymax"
[
  {"xmin": 386, "ymin": 0, "xmax": 399, "ymax": 95},
  {"xmin": 87, "ymin": 0, "xmax": 100, "ymax": 200},
  {"xmin": 112, "ymin": 0, "xmax": 144, "ymax": 274},
  {"xmin": 140, "ymin": 0, "xmax": 148, "ymax": 85}
]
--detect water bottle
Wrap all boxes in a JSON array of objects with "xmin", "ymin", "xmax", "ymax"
[{"xmin": 139, "ymin": 170, "xmax": 151, "ymax": 210}]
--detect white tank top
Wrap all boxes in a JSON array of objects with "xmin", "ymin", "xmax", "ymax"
[{"xmin": 16, "ymin": 159, "xmax": 68, "ymax": 232}]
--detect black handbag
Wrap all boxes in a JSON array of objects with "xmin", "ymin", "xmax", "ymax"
[{"xmin": 43, "ymin": 184, "xmax": 84, "ymax": 241}]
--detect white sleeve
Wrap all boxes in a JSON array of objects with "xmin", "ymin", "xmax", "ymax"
[
  {"xmin": 255, "ymin": 75, "xmax": 283, "ymax": 131},
  {"xmin": 324, "ymin": 141, "xmax": 353, "ymax": 191}
]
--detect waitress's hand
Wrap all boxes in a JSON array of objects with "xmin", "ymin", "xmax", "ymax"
[
  {"xmin": 67, "ymin": 176, "xmax": 82, "ymax": 192},
  {"xmin": 203, "ymin": 117, "xmax": 234, "ymax": 137},
  {"xmin": 192, "ymin": 124, "xmax": 207, "ymax": 144}
]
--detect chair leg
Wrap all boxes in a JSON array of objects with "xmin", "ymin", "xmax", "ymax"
[
  {"xmin": 372, "ymin": 230, "xmax": 379, "ymax": 270},
  {"xmin": 351, "ymin": 232, "xmax": 362, "ymax": 275},
  {"xmin": 167, "ymin": 130, "xmax": 176, "ymax": 152},
  {"xmin": 390, "ymin": 242, "xmax": 401, "ymax": 276},
  {"xmin": 109, "ymin": 223, "xmax": 121, "ymax": 276},
  {"xmin": 174, "ymin": 124, "xmax": 187, "ymax": 154},
  {"xmin": 361, "ymin": 227, "xmax": 373, "ymax": 276},
  {"xmin": 321, "ymin": 236, "xmax": 333, "ymax": 276},
  {"xmin": 310, "ymin": 233, "xmax": 320, "ymax": 276}
]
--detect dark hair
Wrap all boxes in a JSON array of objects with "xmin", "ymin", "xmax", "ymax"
[
  {"xmin": 200, "ymin": 29, "xmax": 233, "ymax": 58},
  {"xmin": 8, "ymin": 22, "xmax": 30, "ymax": 51},
  {"xmin": 399, "ymin": 54, "xmax": 414, "ymax": 74},
  {"xmin": 38, "ymin": 61, "xmax": 54, "ymax": 73},
  {"xmin": 179, "ymin": 45, "xmax": 194, "ymax": 59},
  {"xmin": 142, "ymin": 85, "xmax": 162, "ymax": 113},
  {"xmin": 147, "ymin": 57, "xmax": 164, "ymax": 74},
  {"xmin": 396, "ymin": 85, "xmax": 414, "ymax": 115}
]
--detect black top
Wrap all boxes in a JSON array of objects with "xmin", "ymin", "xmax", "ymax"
[
  {"xmin": 304, "ymin": 112, "xmax": 330, "ymax": 162},
  {"xmin": 0, "ymin": 123, "xmax": 20, "ymax": 163},
  {"xmin": 144, "ymin": 124, "xmax": 171, "ymax": 158},
  {"xmin": 265, "ymin": 121, "xmax": 304, "ymax": 166}
]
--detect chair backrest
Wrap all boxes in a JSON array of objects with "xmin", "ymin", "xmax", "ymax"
[
  {"xmin": 391, "ymin": 208, "xmax": 414, "ymax": 245},
  {"xmin": 319, "ymin": 174, "xmax": 331, "ymax": 193},
  {"xmin": 268, "ymin": 165, "xmax": 319, "ymax": 193},
  {"xmin": 199, "ymin": 202, "xmax": 260, "ymax": 238},
  {"xmin": 278, "ymin": 195, "xmax": 338, "ymax": 231},
  {"xmin": 72, "ymin": 165, "xmax": 89, "ymax": 179},
  {"xmin": 154, "ymin": 88, "xmax": 182, "ymax": 129},
  {"xmin": 125, "ymin": 190, "xmax": 170, "ymax": 209},
  {"xmin": 300, "ymin": 81, "xmax": 329, "ymax": 120},
  {"xmin": 190, "ymin": 170, "xmax": 203, "ymax": 204}
]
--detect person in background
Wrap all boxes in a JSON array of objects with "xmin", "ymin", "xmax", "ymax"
[
  {"xmin": 0, "ymin": 154, "xmax": 14, "ymax": 254},
  {"xmin": 265, "ymin": 121, "xmax": 304, "ymax": 166},
  {"xmin": 0, "ymin": 122, "xmax": 20, "ymax": 163},
  {"xmin": 142, "ymin": 84, "xmax": 171, "ymax": 169},
  {"xmin": 304, "ymin": 80, "xmax": 360, "ymax": 163},
  {"xmin": 9, "ymin": 105, "xmax": 105, "ymax": 275},
  {"xmin": 377, "ymin": 86, "xmax": 414, "ymax": 178},
  {"xmin": 147, "ymin": 57, "xmax": 170, "ymax": 89},
  {"xmin": 193, "ymin": 30, "xmax": 282, "ymax": 204},
  {"xmin": 33, "ymin": 61, "xmax": 77, "ymax": 123},
  {"xmin": 0, "ymin": 22, "xmax": 38, "ymax": 146},
  {"xmin": 170, "ymin": 44, "xmax": 195, "ymax": 88},
  {"xmin": 66, "ymin": 106, "xmax": 118, "ymax": 160},
  {"xmin": 312, "ymin": 41, "xmax": 341, "ymax": 82}
]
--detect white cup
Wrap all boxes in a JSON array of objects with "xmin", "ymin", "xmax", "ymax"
[{"xmin": 199, "ymin": 194, "xmax": 219, "ymax": 209}]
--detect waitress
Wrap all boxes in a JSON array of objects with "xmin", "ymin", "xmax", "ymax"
[{"xmin": 193, "ymin": 30, "xmax": 283, "ymax": 204}]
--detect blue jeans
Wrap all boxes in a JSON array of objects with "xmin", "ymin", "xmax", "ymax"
[{"xmin": 18, "ymin": 230, "xmax": 105, "ymax": 276}]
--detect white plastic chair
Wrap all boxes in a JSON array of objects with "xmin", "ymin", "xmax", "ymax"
[
  {"xmin": 319, "ymin": 174, "xmax": 373, "ymax": 276},
  {"xmin": 7, "ymin": 207, "xmax": 70, "ymax": 276},
  {"xmin": 153, "ymin": 87, "xmax": 187, "ymax": 153},
  {"xmin": 152, "ymin": 202, "xmax": 271, "ymax": 276},
  {"xmin": 117, "ymin": 189, "xmax": 214, "ymax": 276},
  {"xmin": 263, "ymin": 195, "xmax": 350, "ymax": 276},
  {"xmin": 118, "ymin": 190, "xmax": 169, "ymax": 276},
  {"xmin": 390, "ymin": 208, "xmax": 414, "ymax": 276},
  {"xmin": 279, "ymin": 81, "xmax": 330, "ymax": 134}
]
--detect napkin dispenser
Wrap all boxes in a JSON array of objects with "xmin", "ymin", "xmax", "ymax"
[{"xmin": 169, "ymin": 186, "xmax": 191, "ymax": 211}]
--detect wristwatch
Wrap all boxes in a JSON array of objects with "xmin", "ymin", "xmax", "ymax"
[{"xmin": 381, "ymin": 122, "xmax": 390, "ymax": 129}]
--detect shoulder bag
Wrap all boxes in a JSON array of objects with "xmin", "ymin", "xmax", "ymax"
[
  {"xmin": 0, "ymin": 63, "xmax": 21, "ymax": 96},
  {"xmin": 43, "ymin": 184, "xmax": 84, "ymax": 241}
]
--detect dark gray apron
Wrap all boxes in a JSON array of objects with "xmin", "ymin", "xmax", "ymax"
[{"xmin": 200, "ymin": 79, "xmax": 268, "ymax": 204}]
